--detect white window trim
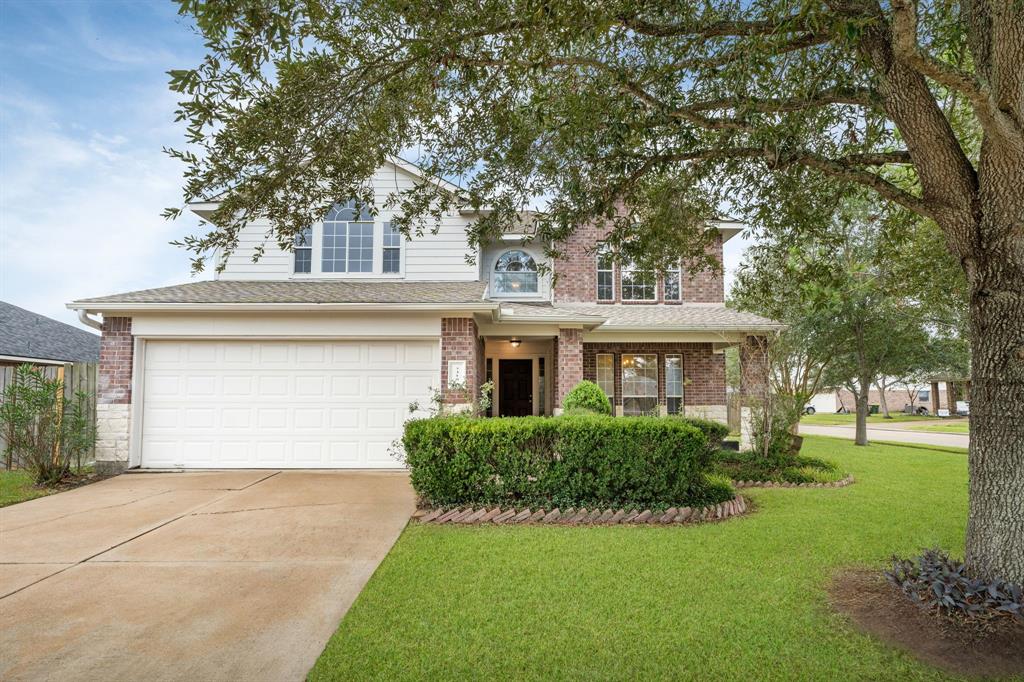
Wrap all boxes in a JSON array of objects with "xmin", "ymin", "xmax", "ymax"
[
  {"xmin": 489, "ymin": 248, "xmax": 544, "ymax": 299},
  {"xmin": 621, "ymin": 353, "xmax": 658, "ymax": 415},
  {"xmin": 664, "ymin": 262, "xmax": 683, "ymax": 301},
  {"xmin": 596, "ymin": 353, "xmax": 615, "ymax": 399},
  {"xmin": 596, "ymin": 245, "xmax": 615, "ymax": 301},
  {"xmin": 620, "ymin": 259, "xmax": 658, "ymax": 302},
  {"xmin": 665, "ymin": 354, "xmax": 683, "ymax": 414},
  {"xmin": 291, "ymin": 218, "xmax": 405, "ymax": 279}
]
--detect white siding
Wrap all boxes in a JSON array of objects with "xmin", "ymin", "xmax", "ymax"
[{"xmin": 216, "ymin": 163, "xmax": 479, "ymax": 282}]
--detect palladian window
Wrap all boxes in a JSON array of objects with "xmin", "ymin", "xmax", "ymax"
[{"xmin": 493, "ymin": 250, "xmax": 539, "ymax": 295}]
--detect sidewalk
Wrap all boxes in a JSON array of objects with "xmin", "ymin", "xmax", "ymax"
[{"xmin": 799, "ymin": 424, "xmax": 969, "ymax": 449}]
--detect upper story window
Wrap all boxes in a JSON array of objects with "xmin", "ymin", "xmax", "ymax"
[
  {"xmin": 383, "ymin": 222, "xmax": 401, "ymax": 274},
  {"xmin": 596, "ymin": 245, "xmax": 614, "ymax": 301},
  {"xmin": 493, "ymin": 250, "xmax": 539, "ymax": 295},
  {"xmin": 294, "ymin": 227, "xmax": 313, "ymax": 273},
  {"xmin": 323, "ymin": 201, "xmax": 374, "ymax": 273},
  {"xmin": 621, "ymin": 258, "xmax": 656, "ymax": 300},
  {"xmin": 664, "ymin": 262, "xmax": 682, "ymax": 301}
]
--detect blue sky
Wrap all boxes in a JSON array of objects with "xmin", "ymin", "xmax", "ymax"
[{"xmin": 0, "ymin": 1, "xmax": 750, "ymax": 330}]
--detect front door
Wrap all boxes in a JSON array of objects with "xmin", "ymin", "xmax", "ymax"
[{"xmin": 498, "ymin": 359, "xmax": 533, "ymax": 416}]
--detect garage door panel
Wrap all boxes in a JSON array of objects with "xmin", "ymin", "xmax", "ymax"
[{"xmin": 142, "ymin": 339, "xmax": 437, "ymax": 468}]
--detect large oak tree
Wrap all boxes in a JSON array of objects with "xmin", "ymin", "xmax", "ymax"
[{"xmin": 167, "ymin": 0, "xmax": 1023, "ymax": 582}]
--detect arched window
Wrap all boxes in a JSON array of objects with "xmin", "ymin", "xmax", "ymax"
[{"xmin": 493, "ymin": 250, "xmax": 539, "ymax": 294}]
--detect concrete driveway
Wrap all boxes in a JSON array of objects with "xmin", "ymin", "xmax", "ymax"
[{"xmin": 0, "ymin": 470, "xmax": 415, "ymax": 681}]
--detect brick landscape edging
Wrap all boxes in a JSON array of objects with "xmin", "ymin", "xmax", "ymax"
[
  {"xmin": 733, "ymin": 474, "xmax": 855, "ymax": 489},
  {"xmin": 411, "ymin": 495, "xmax": 750, "ymax": 526}
]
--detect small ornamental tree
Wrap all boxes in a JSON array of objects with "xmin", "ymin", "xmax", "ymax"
[
  {"xmin": 0, "ymin": 365, "xmax": 96, "ymax": 485},
  {"xmin": 562, "ymin": 380, "xmax": 612, "ymax": 415}
]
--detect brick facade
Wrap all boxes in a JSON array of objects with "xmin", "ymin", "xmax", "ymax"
[
  {"xmin": 440, "ymin": 317, "xmax": 480, "ymax": 404},
  {"xmin": 96, "ymin": 316, "xmax": 133, "ymax": 474},
  {"xmin": 582, "ymin": 342, "xmax": 727, "ymax": 410},
  {"xmin": 98, "ymin": 316, "xmax": 133, "ymax": 404},
  {"xmin": 555, "ymin": 328, "xmax": 584, "ymax": 408},
  {"xmin": 552, "ymin": 220, "xmax": 724, "ymax": 304}
]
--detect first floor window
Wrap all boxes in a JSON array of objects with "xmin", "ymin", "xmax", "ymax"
[
  {"xmin": 596, "ymin": 354, "xmax": 615, "ymax": 400},
  {"xmin": 597, "ymin": 245, "xmax": 614, "ymax": 300},
  {"xmin": 622, "ymin": 354, "xmax": 658, "ymax": 415},
  {"xmin": 917, "ymin": 389, "xmax": 930, "ymax": 402},
  {"xmin": 664, "ymin": 263, "xmax": 682, "ymax": 300},
  {"xmin": 666, "ymin": 355, "xmax": 683, "ymax": 414},
  {"xmin": 294, "ymin": 227, "xmax": 312, "ymax": 273},
  {"xmin": 383, "ymin": 222, "xmax": 402, "ymax": 273},
  {"xmin": 621, "ymin": 258, "xmax": 656, "ymax": 300},
  {"xmin": 323, "ymin": 201, "xmax": 374, "ymax": 273}
]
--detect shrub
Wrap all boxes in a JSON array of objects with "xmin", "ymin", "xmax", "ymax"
[
  {"xmin": 0, "ymin": 365, "xmax": 96, "ymax": 485},
  {"xmin": 402, "ymin": 415, "xmax": 729, "ymax": 509},
  {"xmin": 886, "ymin": 549, "xmax": 1023, "ymax": 624},
  {"xmin": 672, "ymin": 416, "xmax": 729, "ymax": 454},
  {"xmin": 561, "ymin": 380, "xmax": 611, "ymax": 415}
]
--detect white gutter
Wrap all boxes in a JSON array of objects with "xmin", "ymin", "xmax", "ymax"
[
  {"xmin": 77, "ymin": 309, "xmax": 103, "ymax": 330},
  {"xmin": 67, "ymin": 301, "xmax": 498, "ymax": 314},
  {"xmin": 0, "ymin": 354, "xmax": 72, "ymax": 366}
]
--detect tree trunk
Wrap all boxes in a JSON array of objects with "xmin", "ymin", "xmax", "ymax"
[
  {"xmin": 962, "ymin": 135, "xmax": 1024, "ymax": 584},
  {"xmin": 854, "ymin": 383, "xmax": 869, "ymax": 446},
  {"xmin": 876, "ymin": 379, "xmax": 891, "ymax": 418}
]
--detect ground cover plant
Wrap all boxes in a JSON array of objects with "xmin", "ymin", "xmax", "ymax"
[
  {"xmin": 713, "ymin": 449, "xmax": 846, "ymax": 485},
  {"xmin": 311, "ymin": 436, "xmax": 1013, "ymax": 680}
]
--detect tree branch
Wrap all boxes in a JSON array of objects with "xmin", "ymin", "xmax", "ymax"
[
  {"xmin": 615, "ymin": 15, "xmax": 810, "ymax": 38},
  {"xmin": 890, "ymin": 0, "xmax": 1023, "ymax": 147},
  {"xmin": 677, "ymin": 87, "xmax": 878, "ymax": 115}
]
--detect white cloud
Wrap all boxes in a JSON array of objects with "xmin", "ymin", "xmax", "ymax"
[{"xmin": 0, "ymin": 84, "xmax": 201, "ymax": 329}]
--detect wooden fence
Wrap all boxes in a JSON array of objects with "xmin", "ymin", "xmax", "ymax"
[{"xmin": 1, "ymin": 362, "xmax": 98, "ymax": 469}]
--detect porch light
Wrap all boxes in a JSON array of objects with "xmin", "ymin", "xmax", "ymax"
[{"xmin": 509, "ymin": 337, "xmax": 522, "ymax": 348}]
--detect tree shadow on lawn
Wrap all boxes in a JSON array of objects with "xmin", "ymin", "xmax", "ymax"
[{"xmin": 829, "ymin": 568, "xmax": 1024, "ymax": 679}]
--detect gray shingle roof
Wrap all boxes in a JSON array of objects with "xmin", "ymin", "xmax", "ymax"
[
  {"xmin": 0, "ymin": 302, "xmax": 100, "ymax": 363},
  {"xmin": 72, "ymin": 280, "xmax": 490, "ymax": 305},
  {"xmin": 497, "ymin": 301, "xmax": 781, "ymax": 331}
]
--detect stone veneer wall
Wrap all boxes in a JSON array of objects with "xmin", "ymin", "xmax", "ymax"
[
  {"xmin": 552, "ymin": 220, "xmax": 724, "ymax": 303},
  {"xmin": 581, "ymin": 342, "xmax": 727, "ymax": 417},
  {"xmin": 440, "ymin": 317, "xmax": 480, "ymax": 407},
  {"xmin": 96, "ymin": 316, "xmax": 133, "ymax": 474}
]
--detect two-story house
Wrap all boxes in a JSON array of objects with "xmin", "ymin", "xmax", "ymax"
[{"xmin": 69, "ymin": 159, "xmax": 780, "ymax": 473}]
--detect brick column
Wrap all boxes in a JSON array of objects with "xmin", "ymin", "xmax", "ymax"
[
  {"xmin": 555, "ymin": 328, "xmax": 583, "ymax": 412},
  {"xmin": 930, "ymin": 381, "xmax": 941, "ymax": 415},
  {"xmin": 96, "ymin": 317, "xmax": 133, "ymax": 474},
  {"xmin": 440, "ymin": 317, "xmax": 480, "ymax": 409},
  {"xmin": 739, "ymin": 335, "xmax": 770, "ymax": 449},
  {"xmin": 946, "ymin": 381, "xmax": 958, "ymax": 414}
]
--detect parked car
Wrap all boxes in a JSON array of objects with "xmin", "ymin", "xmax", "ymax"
[{"xmin": 803, "ymin": 404, "xmax": 816, "ymax": 415}]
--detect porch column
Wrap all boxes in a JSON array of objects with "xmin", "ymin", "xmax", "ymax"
[
  {"xmin": 930, "ymin": 381, "xmax": 941, "ymax": 415},
  {"xmin": 440, "ymin": 317, "xmax": 480, "ymax": 410},
  {"xmin": 739, "ymin": 335, "xmax": 770, "ymax": 449},
  {"xmin": 96, "ymin": 316, "xmax": 133, "ymax": 475},
  {"xmin": 946, "ymin": 381, "xmax": 958, "ymax": 415},
  {"xmin": 554, "ymin": 327, "xmax": 583, "ymax": 413}
]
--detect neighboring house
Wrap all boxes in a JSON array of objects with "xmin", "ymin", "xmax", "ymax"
[
  {"xmin": 0, "ymin": 301, "xmax": 100, "ymax": 366},
  {"xmin": 68, "ymin": 159, "xmax": 780, "ymax": 473},
  {"xmin": 809, "ymin": 379, "xmax": 969, "ymax": 416}
]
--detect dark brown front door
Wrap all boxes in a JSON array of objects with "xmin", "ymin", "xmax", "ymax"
[{"xmin": 498, "ymin": 359, "xmax": 533, "ymax": 416}]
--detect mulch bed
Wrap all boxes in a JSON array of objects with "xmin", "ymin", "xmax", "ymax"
[
  {"xmin": 412, "ymin": 495, "xmax": 750, "ymax": 525},
  {"xmin": 829, "ymin": 568, "xmax": 1024, "ymax": 678}
]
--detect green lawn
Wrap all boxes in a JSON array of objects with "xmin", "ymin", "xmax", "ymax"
[
  {"xmin": 908, "ymin": 422, "xmax": 971, "ymax": 435},
  {"xmin": 311, "ymin": 436, "xmax": 985, "ymax": 681},
  {"xmin": 0, "ymin": 470, "xmax": 51, "ymax": 507},
  {"xmin": 800, "ymin": 413, "xmax": 935, "ymax": 426}
]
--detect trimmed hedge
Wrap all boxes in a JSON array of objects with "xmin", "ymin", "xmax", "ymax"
[
  {"xmin": 673, "ymin": 416, "xmax": 730, "ymax": 453},
  {"xmin": 402, "ymin": 415, "xmax": 731, "ymax": 509},
  {"xmin": 562, "ymin": 380, "xmax": 612, "ymax": 415}
]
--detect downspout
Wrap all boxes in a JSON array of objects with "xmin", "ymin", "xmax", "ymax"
[{"xmin": 77, "ymin": 309, "xmax": 103, "ymax": 331}]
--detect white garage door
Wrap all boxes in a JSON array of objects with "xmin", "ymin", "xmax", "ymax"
[{"xmin": 141, "ymin": 339, "xmax": 439, "ymax": 468}]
